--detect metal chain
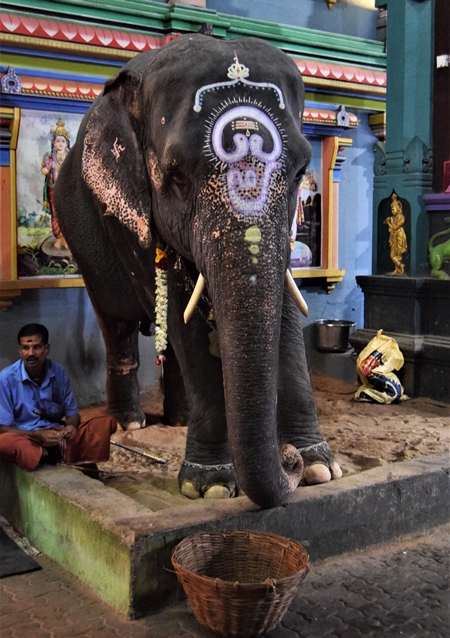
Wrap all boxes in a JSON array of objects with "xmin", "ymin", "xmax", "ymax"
[
  {"xmin": 182, "ymin": 460, "xmax": 234, "ymax": 471},
  {"xmin": 296, "ymin": 441, "xmax": 329, "ymax": 454}
]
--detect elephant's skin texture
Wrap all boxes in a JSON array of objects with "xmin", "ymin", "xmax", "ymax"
[{"xmin": 54, "ymin": 34, "xmax": 341, "ymax": 509}]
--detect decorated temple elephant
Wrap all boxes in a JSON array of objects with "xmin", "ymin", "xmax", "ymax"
[{"xmin": 54, "ymin": 34, "xmax": 341, "ymax": 508}]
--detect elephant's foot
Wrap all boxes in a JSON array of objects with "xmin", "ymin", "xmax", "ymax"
[
  {"xmin": 113, "ymin": 419, "xmax": 145, "ymax": 432},
  {"xmin": 303, "ymin": 461, "xmax": 342, "ymax": 484},
  {"xmin": 297, "ymin": 441, "xmax": 342, "ymax": 485},
  {"xmin": 109, "ymin": 406, "xmax": 146, "ymax": 432},
  {"xmin": 178, "ymin": 460, "xmax": 237, "ymax": 500},
  {"xmin": 124, "ymin": 420, "xmax": 144, "ymax": 431},
  {"xmin": 181, "ymin": 482, "xmax": 233, "ymax": 499}
]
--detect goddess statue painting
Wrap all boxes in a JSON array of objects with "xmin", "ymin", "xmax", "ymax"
[{"xmin": 41, "ymin": 118, "xmax": 71, "ymax": 251}]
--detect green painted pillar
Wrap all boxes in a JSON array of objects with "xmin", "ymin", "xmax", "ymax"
[{"xmin": 373, "ymin": 0, "xmax": 434, "ymax": 276}]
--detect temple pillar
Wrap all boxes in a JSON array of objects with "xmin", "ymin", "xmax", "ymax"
[
  {"xmin": 351, "ymin": 0, "xmax": 450, "ymax": 402},
  {"xmin": 373, "ymin": 0, "xmax": 434, "ymax": 276}
]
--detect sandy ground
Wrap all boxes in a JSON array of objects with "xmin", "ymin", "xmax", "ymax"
[{"xmin": 79, "ymin": 375, "xmax": 449, "ymax": 487}]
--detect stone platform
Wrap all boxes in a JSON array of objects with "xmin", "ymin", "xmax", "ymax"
[{"xmin": 0, "ymin": 452, "xmax": 448, "ymax": 619}]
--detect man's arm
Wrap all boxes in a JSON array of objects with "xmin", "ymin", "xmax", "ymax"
[
  {"xmin": 0, "ymin": 424, "xmax": 64, "ymax": 446},
  {"xmin": 60, "ymin": 414, "xmax": 81, "ymax": 440},
  {"xmin": 65, "ymin": 415, "xmax": 81, "ymax": 428},
  {"xmin": 55, "ymin": 364, "xmax": 81, "ymax": 440}
]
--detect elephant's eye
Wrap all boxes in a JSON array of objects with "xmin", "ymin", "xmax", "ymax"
[{"xmin": 170, "ymin": 169, "xmax": 189, "ymax": 188}]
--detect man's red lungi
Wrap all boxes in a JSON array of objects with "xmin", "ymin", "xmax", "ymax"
[{"xmin": 0, "ymin": 416, "xmax": 117, "ymax": 471}]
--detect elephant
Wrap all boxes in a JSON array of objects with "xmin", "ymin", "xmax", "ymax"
[{"xmin": 54, "ymin": 34, "xmax": 341, "ymax": 509}]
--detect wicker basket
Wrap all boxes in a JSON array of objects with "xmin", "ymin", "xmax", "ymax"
[{"xmin": 171, "ymin": 529, "xmax": 310, "ymax": 638}]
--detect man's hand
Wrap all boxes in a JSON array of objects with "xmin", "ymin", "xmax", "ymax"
[
  {"xmin": 31, "ymin": 428, "xmax": 64, "ymax": 447},
  {"xmin": 60, "ymin": 424, "xmax": 77, "ymax": 441}
]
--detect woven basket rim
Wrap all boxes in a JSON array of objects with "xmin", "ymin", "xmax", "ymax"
[
  {"xmin": 172, "ymin": 563, "xmax": 309, "ymax": 591},
  {"xmin": 172, "ymin": 528, "xmax": 308, "ymax": 544},
  {"xmin": 171, "ymin": 529, "xmax": 309, "ymax": 589}
]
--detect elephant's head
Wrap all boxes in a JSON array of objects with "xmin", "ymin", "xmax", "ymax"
[{"xmin": 80, "ymin": 35, "xmax": 313, "ymax": 508}]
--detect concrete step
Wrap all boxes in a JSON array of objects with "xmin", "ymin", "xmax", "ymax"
[{"xmin": 0, "ymin": 452, "xmax": 448, "ymax": 619}]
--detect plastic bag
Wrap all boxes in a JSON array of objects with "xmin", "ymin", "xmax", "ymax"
[{"xmin": 354, "ymin": 329, "xmax": 408, "ymax": 404}]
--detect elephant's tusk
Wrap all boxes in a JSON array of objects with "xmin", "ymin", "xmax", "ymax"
[
  {"xmin": 285, "ymin": 270, "xmax": 308, "ymax": 317},
  {"xmin": 183, "ymin": 274, "xmax": 206, "ymax": 324}
]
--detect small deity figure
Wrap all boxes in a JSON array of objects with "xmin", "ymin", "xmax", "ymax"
[
  {"xmin": 41, "ymin": 118, "xmax": 70, "ymax": 251},
  {"xmin": 384, "ymin": 192, "xmax": 407, "ymax": 275}
]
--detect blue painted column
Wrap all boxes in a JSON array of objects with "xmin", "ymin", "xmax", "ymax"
[{"xmin": 373, "ymin": 0, "xmax": 434, "ymax": 276}]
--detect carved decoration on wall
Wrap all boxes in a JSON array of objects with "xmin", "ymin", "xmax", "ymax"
[
  {"xmin": 373, "ymin": 141, "xmax": 387, "ymax": 176},
  {"xmin": 0, "ymin": 13, "xmax": 386, "ymax": 94},
  {"xmin": 403, "ymin": 135, "xmax": 432, "ymax": 174},
  {"xmin": 336, "ymin": 105, "xmax": 350, "ymax": 127},
  {"xmin": 1, "ymin": 67, "xmax": 21, "ymax": 94},
  {"xmin": 368, "ymin": 113, "xmax": 386, "ymax": 141}
]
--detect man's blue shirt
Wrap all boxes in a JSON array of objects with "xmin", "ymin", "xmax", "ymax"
[{"xmin": 0, "ymin": 359, "xmax": 79, "ymax": 431}]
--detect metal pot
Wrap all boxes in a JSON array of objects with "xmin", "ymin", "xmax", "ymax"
[{"xmin": 314, "ymin": 320, "xmax": 356, "ymax": 353}]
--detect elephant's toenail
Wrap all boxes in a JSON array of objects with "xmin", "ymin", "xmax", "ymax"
[
  {"xmin": 125, "ymin": 421, "xmax": 142, "ymax": 431},
  {"xmin": 304, "ymin": 463, "xmax": 331, "ymax": 485},
  {"xmin": 330, "ymin": 462, "xmax": 343, "ymax": 479},
  {"xmin": 204, "ymin": 485, "xmax": 231, "ymax": 499},
  {"xmin": 181, "ymin": 481, "xmax": 201, "ymax": 499}
]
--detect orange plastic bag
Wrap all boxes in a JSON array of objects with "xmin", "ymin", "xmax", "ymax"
[{"xmin": 354, "ymin": 330, "xmax": 408, "ymax": 404}]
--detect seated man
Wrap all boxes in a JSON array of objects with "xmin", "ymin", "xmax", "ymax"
[{"xmin": 0, "ymin": 323, "xmax": 117, "ymax": 472}]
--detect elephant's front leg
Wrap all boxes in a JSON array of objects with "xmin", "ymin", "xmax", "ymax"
[
  {"xmin": 167, "ymin": 274, "xmax": 235, "ymax": 499},
  {"xmin": 160, "ymin": 342, "xmax": 190, "ymax": 426},
  {"xmin": 277, "ymin": 290, "xmax": 342, "ymax": 484},
  {"xmin": 174, "ymin": 317, "xmax": 235, "ymax": 499},
  {"xmin": 96, "ymin": 310, "xmax": 145, "ymax": 430}
]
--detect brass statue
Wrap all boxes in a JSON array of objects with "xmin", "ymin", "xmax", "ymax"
[{"xmin": 384, "ymin": 193, "xmax": 407, "ymax": 275}]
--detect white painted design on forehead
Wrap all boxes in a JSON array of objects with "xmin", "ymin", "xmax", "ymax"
[
  {"xmin": 211, "ymin": 105, "xmax": 283, "ymax": 215},
  {"xmin": 193, "ymin": 53, "xmax": 285, "ymax": 113}
]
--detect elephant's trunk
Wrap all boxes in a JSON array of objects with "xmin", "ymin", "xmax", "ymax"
[{"xmin": 205, "ymin": 237, "xmax": 302, "ymax": 508}]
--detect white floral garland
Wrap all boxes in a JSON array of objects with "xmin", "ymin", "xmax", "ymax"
[{"xmin": 155, "ymin": 246, "xmax": 168, "ymax": 365}]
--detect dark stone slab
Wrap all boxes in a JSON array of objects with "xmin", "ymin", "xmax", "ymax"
[
  {"xmin": 0, "ymin": 526, "xmax": 40, "ymax": 578},
  {"xmin": 356, "ymin": 276, "xmax": 450, "ymax": 337}
]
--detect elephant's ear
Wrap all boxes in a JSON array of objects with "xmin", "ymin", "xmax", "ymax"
[{"xmin": 82, "ymin": 72, "xmax": 152, "ymax": 249}]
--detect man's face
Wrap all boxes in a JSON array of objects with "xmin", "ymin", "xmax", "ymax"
[{"xmin": 18, "ymin": 334, "xmax": 50, "ymax": 377}]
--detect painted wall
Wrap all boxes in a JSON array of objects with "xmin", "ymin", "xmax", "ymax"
[
  {"xmin": 303, "ymin": 112, "xmax": 375, "ymax": 362},
  {"xmin": 160, "ymin": 0, "xmax": 379, "ymax": 39},
  {"xmin": 0, "ymin": 0, "xmax": 380, "ymax": 404},
  {"xmin": 0, "ymin": 288, "xmax": 157, "ymax": 407}
]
